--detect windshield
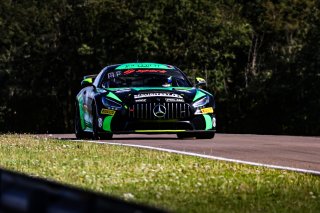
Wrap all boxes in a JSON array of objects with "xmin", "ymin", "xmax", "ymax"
[{"xmin": 101, "ymin": 68, "xmax": 192, "ymax": 88}]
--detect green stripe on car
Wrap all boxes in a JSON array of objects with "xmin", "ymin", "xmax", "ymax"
[
  {"xmin": 78, "ymin": 98, "xmax": 85, "ymax": 129},
  {"xmin": 203, "ymin": 114, "xmax": 212, "ymax": 130},
  {"xmin": 106, "ymin": 92, "xmax": 122, "ymax": 102},
  {"xmin": 193, "ymin": 90, "xmax": 206, "ymax": 101},
  {"xmin": 115, "ymin": 63, "xmax": 173, "ymax": 70},
  {"xmin": 103, "ymin": 116, "xmax": 113, "ymax": 132}
]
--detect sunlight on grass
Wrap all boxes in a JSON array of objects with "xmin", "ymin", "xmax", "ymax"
[{"xmin": 0, "ymin": 134, "xmax": 320, "ymax": 212}]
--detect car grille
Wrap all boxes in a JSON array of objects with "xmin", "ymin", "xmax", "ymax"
[{"xmin": 128, "ymin": 102, "xmax": 192, "ymax": 120}]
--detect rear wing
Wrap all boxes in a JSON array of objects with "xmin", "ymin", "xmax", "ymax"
[
  {"xmin": 81, "ymin": 74, "xmax": 98, "ymax": 87},
  {"xmin": 83, "ymin": 74, "xmax": 98, "ymax": 80}
]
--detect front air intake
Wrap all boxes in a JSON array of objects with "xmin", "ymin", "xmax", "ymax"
[{"xmin": 128, "ymin": 102, "xmax": 192, "ymax": 120}]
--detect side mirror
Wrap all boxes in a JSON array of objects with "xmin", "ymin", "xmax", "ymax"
[
  {"xmin": 81, "ymin": 78, "xmax": 93, "ymax": 88},
  {"xmin": 195, "ymin": 77, "xmax": 207, "ymax": 88}
]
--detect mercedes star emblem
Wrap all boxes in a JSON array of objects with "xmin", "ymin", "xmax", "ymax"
[{"xmin": 153, "ymin": 104, "xmax": 166, "ymax": 118}]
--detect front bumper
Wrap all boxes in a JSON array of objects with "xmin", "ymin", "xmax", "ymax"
[
  {"xmin": 106, "ymin": 129, "xmax": 216, "ymax": 134},
  {"xmin": 97, "ymin": 112, "xmax": 216, "ymax": 134}
]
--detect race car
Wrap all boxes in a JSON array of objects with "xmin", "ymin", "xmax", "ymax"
[{"xmin": 75, "ymin": 62, "xmax": 216, "ymax": 139}]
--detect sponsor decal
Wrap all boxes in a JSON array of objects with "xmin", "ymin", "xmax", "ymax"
[
  {"xmin": 98, "ymin": 118, "xmax": 103, "ymax": 128},
  {"xmin": 101, "ymin": 109, "xmax": 116, "ymax": 115},
  {"xmin": 123, "ymin": 69, "xmax": 135, "ymax": 75},
  {"xmin": 212, "ymin": 117, "xmax": 216, "ymax": 128},
  {"xmin": 123, "ymin": 69, "xmax": 167, "ymax": 75},
  {"xmin": 134, "ymin": 93, "xmax": 183, "ymax": 99},
  {"xmin": 136, "ymin": 69, "xmax": 166, "ymax": 73},
  {"xmin": 201, "ymin": 107, "xmax": 214, "ymax": 114},
  {"xmin": 135, "ymin": 99, "xmax": 147, "ymax": 103},
  {"xmin": 165, "ymin": 98, "xmax": 184, "ymax": 102},
  {"xmin": 107, "ymin": 71, "xmax": 122, "ymax": 79}
]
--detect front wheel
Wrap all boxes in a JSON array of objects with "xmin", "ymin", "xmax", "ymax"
[
  {"xmin": 196, "ymin": 132, "xmax": 215, "ymax": 139},
  {"xmin": 75, "ymin": 103, "xmax": 89, "ymax": 139},
  {"xmin": 177, "ymin": 133, "xmax": 195, "ymax": 139},
  {"xmin": 99, "ymin": 133, "xmax": 113, "ymax": 140},
  {"xmin": 177, "ymin": 132, "xmax": 215, "ymax": 139}
]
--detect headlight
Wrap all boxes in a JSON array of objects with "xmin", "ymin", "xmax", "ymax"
[
  {"xmin": 102, "ymin": 97, "xmax": 122, "ymax": 110},
  {"xmin": 192, "ymin": 96, "xmax": 209, "ymax": 108}
]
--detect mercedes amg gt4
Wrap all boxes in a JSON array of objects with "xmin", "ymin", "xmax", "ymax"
[{"xmin": 75, "ymin": 63, "xmax": 216, "ymax": 139}]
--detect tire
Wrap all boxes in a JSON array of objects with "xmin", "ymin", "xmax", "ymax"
[
  {"xmin": 75, "ymin": 103, "xmax": 89, "ymax": 139},
  {"xmin": 92, "ymin": 103, "xmax": 113, "ymax": 140},
  {"xmin": 92, "ymin": 103, "xmax": 99, "ymax": 140},
  {"xmin": 99, "ymin": 133, "xmax": 113, "ymax": 140},
  {"xmin": 195, "ymin": 132, "xmax": 215, "ymax": 139},
  {"xmin": 177, "ymin": 133, "xmax": 195, "ymax": 139}
]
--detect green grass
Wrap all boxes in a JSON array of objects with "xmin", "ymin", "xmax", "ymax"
[{"xmin": 0, "ymin": 134, "xmax": 320, "ymax": 212}]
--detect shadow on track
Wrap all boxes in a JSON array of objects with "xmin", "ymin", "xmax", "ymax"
[{"xmin": 56, "ymin": 137, "xmax": 196, "ymax": 141}]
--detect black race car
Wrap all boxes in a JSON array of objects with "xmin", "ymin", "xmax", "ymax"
[{"xmin": 75, "ymin": 63, "xmax": 216, "ymax": 139}]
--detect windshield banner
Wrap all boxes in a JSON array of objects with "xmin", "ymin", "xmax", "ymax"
[{"xmin": 134, "ymin": 93, "xmax": 183, "ymax": 99}]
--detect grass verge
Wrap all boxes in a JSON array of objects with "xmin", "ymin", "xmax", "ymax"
[{"xmin": 0, "ymin": 134, "xmax": 320, "ymax": 212}]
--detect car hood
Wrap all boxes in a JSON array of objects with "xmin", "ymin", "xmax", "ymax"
[{"xmin": 104, "ymin": 87, "xmax": 208, "ymax": 104}]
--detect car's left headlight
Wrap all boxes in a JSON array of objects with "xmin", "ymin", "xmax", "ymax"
[
  {"xmin": 102, "ymin": 97, "xmax": 122, "ymax": 110},
  {"xmin": 192, "ymin": 96, "xmax": 209, "ymax": 108}
]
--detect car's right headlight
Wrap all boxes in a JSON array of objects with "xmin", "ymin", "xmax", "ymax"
[
  {"xmin": 102, "ymin": 97, "xmax": 122, "ymax": 110},
  {"xmin": 192, "ymin": 96, "xmax": 210, "ymax": 108}
]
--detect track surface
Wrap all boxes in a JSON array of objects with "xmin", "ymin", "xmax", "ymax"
[{"xmin": 49, "ymin": 134, "xmax": 320, "ymax": 172}]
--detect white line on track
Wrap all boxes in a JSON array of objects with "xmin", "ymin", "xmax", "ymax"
[{"xmin": 74, "ymin": 140, "xmax": 320, "ymax": 176}]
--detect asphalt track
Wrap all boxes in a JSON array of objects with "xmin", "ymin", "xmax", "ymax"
[{"xmin": 48, "ymin": 134, "xmax": 320, "ymax": 174}]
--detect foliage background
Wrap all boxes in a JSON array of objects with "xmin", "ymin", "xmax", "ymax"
[{"xmin": 0, "ymin": 0, "xmax": 319, "ymax": 135}]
